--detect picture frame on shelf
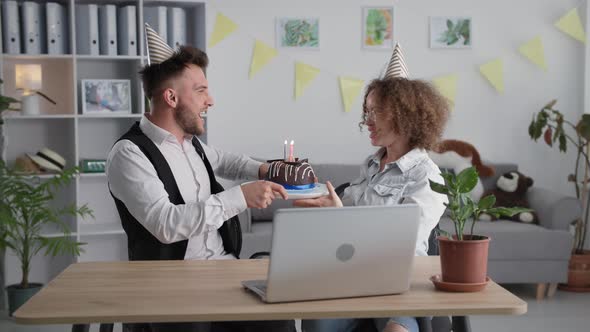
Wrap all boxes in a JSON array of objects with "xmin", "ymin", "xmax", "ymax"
[
  {"xmin": 276, "ymin": 17, "xmax": 319, "ymax": 49},
  {"xmin": 362, "ymin": 6, "xmax": 394, "ymax": 50},
  {"xmin": 429, "ymin": 16, "xmax": 472, "ymax": 49},
  {"xmin": 81, "ymin": 79, "xmax": 132, "ymax": 114}
]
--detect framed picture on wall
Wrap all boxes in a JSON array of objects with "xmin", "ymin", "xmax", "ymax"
[
  {"xmin": 362, "ymin": 6, "xmax": 394, "ymax": 50},
  {"xmin": 276, "ymin": 17, "xmax": 320, "ymax": 49},
  {"xmin": 81, "ymin": 79, "xmax": 132, "ymax": 114},
  {"xmin": 430, "ymin": 16, "xmax": 472, "ymax": 49}
]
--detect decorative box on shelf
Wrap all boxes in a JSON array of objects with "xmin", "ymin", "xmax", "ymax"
[{"xmin": 80, "ymin": 159, "xmax": 106, "ymax": 173}]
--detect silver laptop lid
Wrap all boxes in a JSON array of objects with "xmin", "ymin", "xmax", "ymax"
[{"xmin": 265, "ymin": 204, "xmax": 421, "ymax": 302}]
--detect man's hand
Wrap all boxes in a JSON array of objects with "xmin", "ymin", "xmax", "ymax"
[
  {"xmin": 258, "ymin": 163, "xmax": 269, "ymax": 180},
  {"xmin": 293, "ymin": 181, "xmax": 343, "ymax": 208},
  {"xmin": 241, "ymin": 181, "xmax": 288, "ymax": 209}
]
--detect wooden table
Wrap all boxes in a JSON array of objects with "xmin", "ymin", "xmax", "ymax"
[{"xmin": 13, "ymin": 257, "xmax": 526, "ymax": 331}]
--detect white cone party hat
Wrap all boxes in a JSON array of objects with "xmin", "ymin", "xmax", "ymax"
[
  {"xmin": 145, "ymin": 23, "xmax": 175, "ymax": 65},
  {"xmin": 383, "ymin": 43, "xmax": 409, "ymax": 79}
]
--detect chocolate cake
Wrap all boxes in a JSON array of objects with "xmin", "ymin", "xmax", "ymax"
[{"xmin": 267, "ymin": 159, "xmax": 316, "ymax": 189}]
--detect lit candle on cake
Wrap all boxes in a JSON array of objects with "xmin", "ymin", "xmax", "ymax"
[
  {"xmin": 289, "ymin": 140, "xmax": 294, "ymax": 162},
  {"xmin": 283, "ymin": 140, "xmax": 287, "ymax": 161}
]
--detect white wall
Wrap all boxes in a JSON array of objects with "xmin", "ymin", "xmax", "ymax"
[{"xmin": 205, "ymin": 0, "xmax": 586, "ymax": 197}]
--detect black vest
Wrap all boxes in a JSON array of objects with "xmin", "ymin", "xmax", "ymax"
[{"xmin": 110, "ymin": 122, "xmax": 242, "ymax": 261}]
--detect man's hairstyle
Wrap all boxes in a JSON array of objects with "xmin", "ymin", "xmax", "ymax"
[
  {"xmin": 139, "ymin": 46, "xmax": 209, "ymax": 99},
  {"xmin": 360, "ymin": 77, "xmax": 450, "ymax": 150}
]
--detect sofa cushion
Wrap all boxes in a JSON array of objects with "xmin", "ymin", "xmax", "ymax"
[{"xmin": 439, "ymin": 217, "xmax": 573, "ymax": 261}]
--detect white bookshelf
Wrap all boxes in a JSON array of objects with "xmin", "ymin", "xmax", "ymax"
[{"xmin": 1, "ymin": 0, "xmax": 207, "ymax": 285}]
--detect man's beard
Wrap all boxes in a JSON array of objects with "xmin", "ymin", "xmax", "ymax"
[{"xmin": 175, "ymin": 104, "xmax": 204, "ymax": 136}]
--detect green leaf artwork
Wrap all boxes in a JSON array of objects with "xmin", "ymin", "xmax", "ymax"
[
  {"xmin": 364, "ymin": 8, "xmax": 393, "ymax": 47},
  {"xmin": 431, "ymin": 17, "xmax": 471, "ymax": 48},
  {"xmin": 280, "ymin": 18, "xmax": 319, "ymax": 48}
]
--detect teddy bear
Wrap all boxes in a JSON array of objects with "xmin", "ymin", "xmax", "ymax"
[
  {"xmin": 479, "ymin": 171, "xmax": 538, "ymax": 223},
  {"xmin": 428, "ymin": 139, "xmax": 495, "ymax": 201}
]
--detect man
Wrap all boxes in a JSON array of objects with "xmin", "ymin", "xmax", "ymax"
[{"xmin": 106, "ymin": 25, "xmax": 293, "ymax": 332}]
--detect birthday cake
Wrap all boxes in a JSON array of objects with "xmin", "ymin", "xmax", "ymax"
[{"xmin": 267, "ymin": 159, "xmax": 316, "ymax": 190}]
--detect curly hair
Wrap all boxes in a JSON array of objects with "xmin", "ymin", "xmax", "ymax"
[
  {"xmin": 139, "ymin": 46, "xmax": 209, "ymax": 99},
  {"xmin": 360, "ymin": 77, "xmax": 450, "ymax": 150}
]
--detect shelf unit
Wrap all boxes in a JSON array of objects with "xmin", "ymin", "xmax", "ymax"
[{"xmin": 1, "ymin": 0, "xmax": 207, "ymax": 286}]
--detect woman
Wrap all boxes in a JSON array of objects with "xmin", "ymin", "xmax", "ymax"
[{"xmin": 295, "ymin": 77, "xmax": 450, "ymax": 332}]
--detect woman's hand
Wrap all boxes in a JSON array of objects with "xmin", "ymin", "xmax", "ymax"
[{"xmin": 292, "ymin": 181, "xmax": 343, "ymax": 208}]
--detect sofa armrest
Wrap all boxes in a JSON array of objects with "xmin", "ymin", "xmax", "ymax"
[
  {"xmin": 527, "ymin": 187, "xmax": 581, "ymax": 230},
  {"xmin": 237, "ymin": 208, "xmax": 252, "ymax": 233}
]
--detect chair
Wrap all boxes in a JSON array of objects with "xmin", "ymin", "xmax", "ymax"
[
  {"xmin": 333, "ymin": 182, "xmax": 458, "ymax": 332},
  {"xmin": 250, "ymin": 182, "xmax": 470, "ymax": 332}
]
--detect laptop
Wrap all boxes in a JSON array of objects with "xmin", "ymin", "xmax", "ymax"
[{"xmin": 242, "ymin": 205, "xmax": 421, "ymax": 303}]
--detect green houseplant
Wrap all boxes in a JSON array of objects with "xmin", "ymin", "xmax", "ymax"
[
  {"xmin": 0, "ymin": 77, "xmax": 21, "ymax": 157},
  {"xmin": 0, "ymin": 79, "xmax": 20, "ymax": 118},
  {"xmin": 0, "ymin": 77, "xmax": 20, "ymax": 311},
  {"xmin": 529, "ymin": 99, "xmax": 590, "ymax": 290},
  {"xmin": 429, "ymin": 166, "xmax": 529, "ymax": 287},
  {"xmin": 0, "ymin": 160, "xmax": 93, "ymax": 315}
]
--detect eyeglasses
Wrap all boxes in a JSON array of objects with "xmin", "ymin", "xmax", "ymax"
[{"xmin": 362, "ymin": 108, "xmax": 382, "ymax": 125}]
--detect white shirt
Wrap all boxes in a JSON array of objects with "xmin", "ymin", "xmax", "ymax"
[
  {"xmin": 342, "ymin": 148, "xmax": 448, "ymax": 256},
  {"xmin": 106, "ymin": 116, "xmax": 262, "ymax": 260}
]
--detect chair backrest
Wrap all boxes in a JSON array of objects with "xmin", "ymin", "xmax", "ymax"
[
  {"xmin": 336, "ymin": 181, "xmax": 450, "ymax": 332},
  {"xmin": 336, "ymin": 182, "xmax": 440, "ymax": 256}
]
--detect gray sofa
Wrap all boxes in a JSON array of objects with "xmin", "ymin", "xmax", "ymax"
[{"xmin": 229, "ymin": 162, "xmax": 579, "ymax": 297}]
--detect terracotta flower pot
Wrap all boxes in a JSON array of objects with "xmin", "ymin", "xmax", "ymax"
[
  {"xmin": 438, "ymin": 235, "xmax": 490, "ymax": 284},
  {"xmin": 561, "ymin": 250, "xmax": 590, "ymax": 291}
]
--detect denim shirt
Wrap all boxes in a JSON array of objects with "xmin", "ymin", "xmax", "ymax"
[{"xmin": 342, "ymin": 148, "xmax": 448, "ymax": 256}]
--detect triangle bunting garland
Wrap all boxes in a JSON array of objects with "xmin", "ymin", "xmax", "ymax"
[
  {"xmin": 518, "ymin": 36, "xmax": 547, "ymax": 71},
  {"xmin": 203, "ymin": 5, "xmax": 588, "ymax": 114},
  {"xmin": 479, "ymin": 59, "xmax": 504, "ymax": 93},
  {"xmin": 209, "ymin": 13, "xmax": 238, "ymax": 48},
  {"xmin": 249, "ymin": 40, "xmax": 278, "ymax": 79},
  {"xmin": 554, "ymin": 8, "xmax": 586, "ymax": 44},
  {"xmin": 432, "ymin": 74, "xmax": 458, "ymax": 108},
  {"xmin": 295, "ymin": 62, "xmax": 320, "ymax": 100},
  {"xmin": 339, "ymin": 77, "xmax": 365, "ymax": 112}
]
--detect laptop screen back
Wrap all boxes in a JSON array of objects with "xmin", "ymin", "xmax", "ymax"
[{"xmin": 265, "ymin": 205, "xmax": 421, "ymax": 302}]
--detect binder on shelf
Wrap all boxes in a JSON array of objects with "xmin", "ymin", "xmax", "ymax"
[
  {"xmin": 143, "ymin": 6, "xmax": 167, "ymax": 44},
  {"xmin": 1, "ymin": 0, "xmax": 21, "ymax": 54},
  {"xmin": 167, "ymin": 7, "xmax": 186, "ymax": 49},
  {"xmin": 21, "ymin": 1, "xmax": 46, "ymax": 54},
  {"xmin": 98, "ymin": 5, "xmax": 117, "ymax": 56},
  {"xmin": 117, "ymin": 5, "xmax": 137, "ymax": 56},
  {"xmin": 46, "ymin": 2, "xmax": 68, "ymax": 55},
  {"xmin": 75, "ymin": 4, "xmax": 99, "ymax": 55}
]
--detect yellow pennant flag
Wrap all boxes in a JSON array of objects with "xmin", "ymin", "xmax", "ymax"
[
  {"xmin": 339, "ymin": 77, "xmax": 364, "ymax": 112},
  {"xmin": 209, "ymin": 13, "xmax": 238, "ymax": 48},
  {"xmin": 479, "ymin": 59, "xmax": 504, "ymax": 93},
  {"xmin": 249, "ymin": 40, "xmax": 278, "ymax": 79},
  {"xmin": 432, "ymin": 74, "xmax": 458, "ymax": 108},
  {"xmin": 295, "ymin": 62, "xmax": 320, "ymax": 100},
  {"xmin": 555, "ymin": 8, "xmax": 586, "ymax": 44},
  {"xmin": 518, "ymin": 36, "xmax": 547, "ymax": 71}
]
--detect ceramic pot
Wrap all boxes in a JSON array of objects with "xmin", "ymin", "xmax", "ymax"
[
  {"xmin": 6, "ymin": 283, "xmax": 43, "ymax": 316},
  {"xmin": 438, "ymin": 235, "xmax": 490, "ymax": 284}
]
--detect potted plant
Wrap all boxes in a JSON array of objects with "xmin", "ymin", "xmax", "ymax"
[
  {"xmin": 529, "ymin": 99, "xmax": 590, "ymax": 290},
  {"xmin": 429, "ymin": 167, "xmax": 529, "ymax": 288},
  {"xmin": 0, "ymin": 78, "xmax": 20, "ymax": 311},
  {"xmin": 0, "ymin": 160, "xmax": 93, "ymax": 315},
  {"xmin": 0, "ymin": 78, "xmax": 21, "ymax": 157}
]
